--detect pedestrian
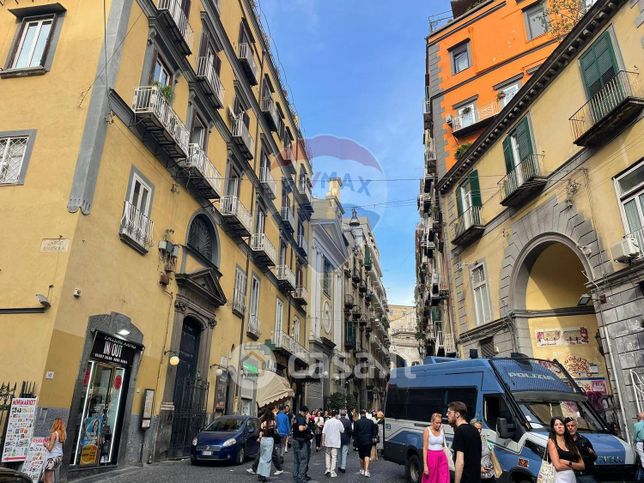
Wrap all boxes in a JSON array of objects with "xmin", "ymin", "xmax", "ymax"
[
  {"xmin": 40, "ymin": 418, "xmax": 66, "ymax": 483},
  {"xmin": 470, "ymin": 419, "xmax": 495, "ymax": 482},
  {"xmin": 338, "ymin": 409, "xmax": 352, "ymax": 474},
  {"xmin": 546, "ymin": 416, "xmax": 584, "ymax": 483},
  {"xmin": 247, "ymin": 407, "xmax": 284, "ymax": 477},
  {"xmin": 315, "ymin": 410, "xmax": 325, "ymax": 452},
  {"xmin": 284, "ymin": 404, "xmax": 291, "ymax": 453},
  {"xmin": 292, "ymin": 406, "xmax": 312, "ymax": 483},
  {"xmin": 565, "ymin": 417, "xmax": 598, "ymax": 483},
  {"xmin": 447, "ymin": 401, "xmax": 481, "ymax": 483},
  {"xmin": 257, "ymin": 409, "xmax": 278, "ymax": 482},
  {"xmin": 276, "ymin": 404, "xmax": 290, "ymax": 461},
  {"xmin": 422, "ymin": 413, "xmax": 449, "ymax": 483},
  {"xmin": 634, "ymin": 412, "xmax": 644, "ymax": 480},
  {"xmin": 322, "ymin": 409, "xmax": 344, "ymax": 477},
  {"xmin": 353, "ymin": 409, "xmax": 378, "ymax": 477}
]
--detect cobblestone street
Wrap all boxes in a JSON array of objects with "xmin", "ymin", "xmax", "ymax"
[{"xmin": 75, "ymin": 447, "xmax": 408, "ymax": 483}]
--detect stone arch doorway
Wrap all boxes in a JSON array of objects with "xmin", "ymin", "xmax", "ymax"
[{"xmin": 510, "ymin": 237, "xmax": 610, "ymax": 397}]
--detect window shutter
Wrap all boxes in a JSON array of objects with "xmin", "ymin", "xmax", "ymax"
[
  {"xmin": 456, "ymin": 187, "xmax": 464, "ymax": 216},
  {"xmin": 470, "ymin": 170, "xmax": 482, "ymax": 208},
  {"xmin": 502, "ymin": 136, "xmax": 513, "ymax": 174},
  {"xmin": 515, "ymin": 117, "xmax": 534, "ymax": 162},
  {"xmin": 580, "ymin": 31, "xmax": 618, "ymax": 98}
]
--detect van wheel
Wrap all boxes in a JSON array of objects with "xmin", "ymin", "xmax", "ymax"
[{"xmin": 405, "ymin": 452, "xmax": 422, "ymax": 483}]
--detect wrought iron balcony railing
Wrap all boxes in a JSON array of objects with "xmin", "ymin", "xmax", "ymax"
[
  {"xmin": 247, "ymin": 314, "xmax": 260, "ymax": 338},
  {"xmin": 280, "ymin": 206, "xmax": 296, "ymax": 231},
  {"xmin": 230, "ymin": 114, "xmax": 254, "ymax": 159},
  {"xmin": 450, "ymin": 101, "xmax": 500, "ymax": 133},
  {"xmin": 272, "ymin": 330, "xmax": 308, "ymax": 360},
  {"xmin": 181, "ymin": 143, "xmax": 224, "ymax": 199},
  {"xmin": 220, "ymin": 195, "xmax": 252, "ymax": 235},
  {"xmin": 293, "ymin": 286, "xmax": 308, "ymax": 304},
  {"xmin": 250, "ymin": 233, "xmax": 277, "ymax": 266},
  {"xmin": 260, "ymin": 166, "xmax": 277, "ymax": 199},
  {"xmin": 261, "ymin": 96, "xmax": 280, "ymax": 131},
  {"xmin": 196, "ymin": 57, "xmax": 225, "ymax": 107},
  {"xmin": 453, "ymin": 206, "xmax": 484, "ymax": 246},
  {"xmin": 275, "ymin": 264, "xmax": 296, "ymax": 289},
  {"xmin": 119, "ymin": 201, "xmax": 153, "ymax": 252},
  {"xmin": 156, "ymin": 0, "xmax": 194, "ymax": 54},
  {"xmin": 238, "ymin": 42, "xmax": 259, "ymax": 85},
  {"xmin": 498, "ymin": 153, "xmax": 546, "ymax": 207}
]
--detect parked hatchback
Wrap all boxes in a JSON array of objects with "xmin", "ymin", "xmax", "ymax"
[{"xmin": 191, "ymin": 415, "xmax": 260, "ymax": 465}]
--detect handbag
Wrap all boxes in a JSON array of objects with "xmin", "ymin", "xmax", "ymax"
[
  {"xmin": 537, "ymin": 442, "xmax": 556, "ymax": 483},
  {"xmin": 490, "ymin": 447, "xmax": 503, "ymax": 479},
  {"xmin": 442, "ymin": 431, "xmax": 455, "ymax": 472}
]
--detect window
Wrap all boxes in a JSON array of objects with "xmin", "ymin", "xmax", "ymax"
[
  {"xmin": 524, "ymin": 3, "xmax": 549, "ymax": 40},
  {"xmin": 322, "ymin": 257, "xmax": 332, "ymax": 295},
  {"xmin": 255, "ymin": 206, "xmax": 266, "ymax": 235},
  {"xmin": 190, "ymin": 115, "xmax": 207, "ymax": 147},
  {"xmin": 407, "ymin": 388, "xmax": 446, "ymax": 422},
  {"xmin": 249, "ymin": 275, "xmax": 260, "ymax": 321},
  {"xmin": 451, "ymin": 42, "xmax": 470, "ymax": 74},
  {"xmin": 293, "ymin": 318, "xmax": 300, "ymax": 343},
  {"xmin": 615, "ymin": 161, "xmax": 644, "ymax": 246},
  {"xmin": 384, "ymin": 385, "xmax": 407, "ymax": 420},
  {"xmin": 0, "ymin": 136, "xmax": 29, "ymax": 185},
  {"xmin": 445, "ymin": 388, "xmax": 478, "ymax": 418},
  {"xmin": 227, "ymin": 169, "xmax": 241, "ymax": 197},
  {"xmin": 187, "ymin": 215, "xmax": 216, "ymax": 262},
  {"xmin": 502, "ymin": 116, "xmax": 534, "ymax": 179},
  {"xmin": 233, "ymin": 267, "xmax": 247, "ymax": 316},
  {"xmin": 233, "ymin": 95, "xmax": 250, "ymax": 127},
  {"xmin": 275, "ymin": 298, "xmax": 284, "ymax": 334},
  {"xmin": 344, "ymin": 319, "xmax": 356, "ymax": 349},
  {"xmin": 10, "ymin": 16, "xmax": 54, "ymax": 69},
  {"xmin": 480, "ymin": 337, "xmax": 495, "ymax": 358},
  {"xmin": 456, "ymin": 102, "xmax": 477, "ymax": 129},
  {"xmin": 152, "ymin": 55, "xmax": 172, "ymax": 87},
  {"xmin": 580, "ymin": 31, "xmax": 619, "ymax": 100},
  {"xmin": 298, "ymin": 222, "xmax": 305, "ymax": 248},
  {"xmin": 484, "ymin": 395, "xmax": 514, "ymax": 432},
  {"xmin": 127, "ymin": 173, "xmax": 152, "ymax": 216},
  {"xmin": 200, "ymin": 38, "xmax": 222, "ymax": 75},
  {"xmin": 120, "ymin": 170, "xmax": 154, "ymax": 251},
  {"xmin": 498, "ymin": 82, "xmax": 520, "ymax": 108},
  {"xmin": 279, "ymin": 240, "xmax": 287, "ymax": 265},
  {"xmin": 456, "ymin": 171, "xmax": 481, "ymax": 219},
  {"xmin": 471, "ymin": 263, "xmax": 492, "ymax": 325}
]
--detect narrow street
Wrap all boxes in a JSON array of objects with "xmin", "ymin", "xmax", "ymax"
[{"xmin": 76, "ymin": 447, "xmax": 407, "ymax": 483}]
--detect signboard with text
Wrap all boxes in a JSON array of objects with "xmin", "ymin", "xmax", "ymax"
[
  {"xmin": 1, "ymin": 397, "xmax": 38, "ymax": 462},
  {"xmin": 21, "ymin": 437, "xmax": 48, "ymax": 481},
  {"xmin": 90, "ymin": 331, "xmax": 143, "ymax": 367}
]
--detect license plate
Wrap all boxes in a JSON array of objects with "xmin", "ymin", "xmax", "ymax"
[{"xmin": 201, "ymin": 451, "xmax": 212, "ymax": 456}]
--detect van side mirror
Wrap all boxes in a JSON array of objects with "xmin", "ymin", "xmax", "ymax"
[{"xmin": 497, "ymin": 417, "xmax": 515, "ymax": 439}]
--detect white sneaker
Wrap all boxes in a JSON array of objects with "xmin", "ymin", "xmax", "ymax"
[
  {"xmin": 246, "ymin": 468, "xmax": 255, "ymax": 474},
  {"xmin": 330, "ymin": 472, "xmax": 338, "ymax": 478},
  {"xmin": 365, "ymin": 471, "xmax": 371, "ymax": 477},
  {"xmin": 360, "ymin": 469, "xmax": 365, "ymax": 476},
  {"xmin": 274, "ymin": 470, "xmax": 284, "ymax": 476}
]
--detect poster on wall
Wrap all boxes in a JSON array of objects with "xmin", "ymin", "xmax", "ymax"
[
  {"xmin": 1, "ymin": 397, "xmax": 38, "ymax": 462},
  {"xmin": 535, "ymin": 327, "xmax": 589, "ymax": 346},
  {"xmin": 21, "ymin": 437, "xmax": 48, "ymax": 481}
]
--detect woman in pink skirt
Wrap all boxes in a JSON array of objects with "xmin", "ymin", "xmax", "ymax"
[{"xmin": 422, "ymin": 413, "xmax": 450, "ymax": 483}]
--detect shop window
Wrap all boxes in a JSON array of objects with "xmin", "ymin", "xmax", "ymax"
[
  {"xmin": 471, "ymin": 263, "xmax": 492, "ymax": 325},
  {"xmin": 524, "ymin": 3, "xmax": 549, "ymax": 40},
  {"xmin": 450, "ymin": 41, "xmax": 470, "ymax": 74},
  {"xmin": 615, "ymin": 160, "xmax": 644, "ymax": 249}
]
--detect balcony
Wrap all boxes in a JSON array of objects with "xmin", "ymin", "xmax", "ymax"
[
  {"xmin": 499, "ymin": 154, "xmax": 547, "ymax": 207},
  {"xmin": 420, "ymin": 230, "xmax": 435, "ymax": 253},
  {"xmin": 272, "ymin": 330, "xmax": 308, "ymax": 362},
  {"xmin": 435, "ymin": 330, "xmax": 456, "ymax": 356},
  {"xmin": 238, "ymin": 42, "xmax": 259, "ymax": 85},
  {"xmin": 282, "ymin": 146, "xmax": 295, "ymax": 165},
  {"xmin": 247, "ymin": 314, "xmax": 260, "ymax": 339},
  {"xmin": 344, "ymin": 293, "xmax": 355, "ymax": 308},
  {"xmin": 296, "ymin": 234, "xmax": 308, "ymax": 259},
  {"xmin": 280, "ymin": 206, "xmax": 296, "ymax": 232},
  {"xmin": 570, "ymin": 71, "xmax": 643, "ymax": 147},
  {"xmin": 119, "ymin": 201, "xmax": 154, "ymax": 253},
  {"xmin": 275, "ymin": 265, "xmax": 296, "ymax": 291},
  {"xmin": 196, "ymin": 57, "xmax": 225, "ymax": 107},
  {"xmin": 261, "ymin": 97, "xmax": 280, "ymax": 132},
  {"xmin": 296, "ymin": 181, "xmax": 313, "ymax": 207},
  {"xmin": 232, "ymin": 286, "xmax": 246, "ymax": 317},
  {"xmin": 220, "ymin": 195, "xmax": 252, "ymax": 236},
  {"xmin": 132, "ymin": 85, "xmax": 189, "ymax": 158},
  {"xmin": 453, "ymin": 206, "xmax": 484, "ymax": 247},
  {"xmin": 293, "ymin": 286, "xmax": 308, "ymax": 305},
  {"xmin": 259, "ymin": 166, "xmax": 277, "ymax": 199},
  {"xmin": 155, "ymin": 0, "xmax": 193, "ymax": 55},
  {"xmin": 230, "ymin": 115, "xmax": 254, "ymax": 159},
  {"xmin": 180, "ymin": 144, "xmax": 223, "ymax": 199},
  {"xmin": 422, "ymin": 172, "xmax": 433, "ymax": 192},
  {"xmin": 449, "ymin": 101, "xmax": 499, "ymax": 137},
  {"xmin": 418, "ymin": 193, "xmax": 432, "ymax": 213},
  {"xmin": 250, "ymin": 233, "xmax": 277, "ymax": 267}
]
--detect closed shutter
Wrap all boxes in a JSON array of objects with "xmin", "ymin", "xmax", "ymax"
[
  {"xmin": 580, "ymin": 31, "xmax": 618, "ymax": 98},
  {"xmin": 456, "ymin": 186, "xmax": 464, "ymax": 216},
  {"xmin": 515, "ymin": 117, "xmax": 533, "ymax": 163},
  {"xmin": 502, "ymin": 137, "xmax": 513, "ymax": 174},
  {"xmin": 470, "ymin": 170, "xmax": 482, "ymax": 208}
]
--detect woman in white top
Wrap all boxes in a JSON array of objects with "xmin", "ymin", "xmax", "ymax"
[
  {"xmin": 547, "ymin": 416, "xmax": 584, "ymax": 483},
  {"xmin": 41, "ymin": 418, "xmax": 66, "ymax": 483},
  {"xmin": 422, "ymin": 413, "xmax": 449, "ymax": 483}
]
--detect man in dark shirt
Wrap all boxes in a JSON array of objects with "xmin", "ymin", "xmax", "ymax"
[
  {"xmin": 292, "ymin": 406, "xmax": 312, "ymax": 483},
  {"xmin": 447, "ymin": 401, "xmax": 482, "ymax": 483},
  {"xmin": 565, "ymin": 417, "xmax": 598, "ymax": 483},
  {"xmin": 353, "ymin": 409, "xmax": 378, "ymax": 477}
]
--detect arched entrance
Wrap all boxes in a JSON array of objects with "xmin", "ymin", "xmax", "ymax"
[{"xmin": 512, "ymin": 240, "xmax": 610, "ymax": 398}]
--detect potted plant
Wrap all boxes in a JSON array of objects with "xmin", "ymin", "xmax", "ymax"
[
  {"xmin": 152, "ymin": 81, "xmax": 174, "ymax": 103},
  {"xmin": 455, "ymin": 142, "xmax": 472, "ymax": 161}
]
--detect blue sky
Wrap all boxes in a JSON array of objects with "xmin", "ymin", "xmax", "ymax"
[{"xmin": 259, "ymin": 0, "xmax": 451, "ymax": 306}]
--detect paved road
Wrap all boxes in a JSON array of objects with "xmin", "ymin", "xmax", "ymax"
[{"xmin": 78, "ymin": 446, "xmax": 409, "ymax": 483}]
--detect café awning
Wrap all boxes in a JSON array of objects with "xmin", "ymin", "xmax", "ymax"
[{"xmin": 256, "ymin": 371, "xmax": 294, "ymax": 409}]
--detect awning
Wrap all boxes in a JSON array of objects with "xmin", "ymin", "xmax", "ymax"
[{"xmin": 256, "ymin": 371, "xmax": 294, "ymax": 409}]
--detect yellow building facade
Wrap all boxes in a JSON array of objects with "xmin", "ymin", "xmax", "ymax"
[
  {"xmin": 0, "ymin": 0, "xmax": 312, "ymax": 477},
  {"xmin": 437, "ymin": 0, "xmax": 643, "ymax": 438}
]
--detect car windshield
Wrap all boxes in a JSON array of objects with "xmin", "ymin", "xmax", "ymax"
[
  {"xmin": 205, "ymin": 418, "xmax": 244, "ymax": 432},
  {"xmin": 518, "ymin": 399, "xmax": 604, "ymax": 432}
]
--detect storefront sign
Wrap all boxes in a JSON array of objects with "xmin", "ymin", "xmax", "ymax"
[
  {"xmin": 21, "ymin": 437, "xmax": 48, "ymax": 481},
  {"xmin": 90, "ymin": 332, "xmax": 142, "ymax": 367},
  {"xmin": 1, "ymin": 398, "xmax": 38, "ymax": 462}
]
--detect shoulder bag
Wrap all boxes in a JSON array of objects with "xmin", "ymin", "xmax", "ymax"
[
  {"xmin": 537, "ymin": 442, "xmax": 556, "ymax": 483},
  {"xmin": 442, "ymin": 430, "xmax": 455, "ymax": 472}
]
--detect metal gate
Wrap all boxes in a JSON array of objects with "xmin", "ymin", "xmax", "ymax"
[
  {"xmin": 0, "ymin": 381, "xmax": 36, "ymax": 456},
  {"xmin": 168, "ymin": 378, "xmax": 209, "ymax": 458}
]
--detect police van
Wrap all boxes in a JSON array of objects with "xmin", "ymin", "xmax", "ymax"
[{"xmin": 383, "ymin": 355, "xmax": 637, "ymax": 482}]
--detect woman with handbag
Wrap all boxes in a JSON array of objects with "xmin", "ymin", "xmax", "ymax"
[
  {"xmin": 471, "ymin": 419, "xmax": 502, "ymax": 481},
  {"xmin": 422, "ymin": 413, "xmax": 450, "ymax": 483},
  {"xmin": 546, "ymin": 416, "xmax": 584, "ymax": 483}
]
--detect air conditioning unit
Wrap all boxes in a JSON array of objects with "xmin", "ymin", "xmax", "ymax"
[{"xmin": 611, "ymin": 236, "xmax": 640, "ymax": 263}]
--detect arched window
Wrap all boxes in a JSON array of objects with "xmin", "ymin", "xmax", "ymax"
[{"xmin": 188, "ymin": 215, "xmax": 217, "ymax": 264}]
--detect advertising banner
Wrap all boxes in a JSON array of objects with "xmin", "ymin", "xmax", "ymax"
[
  {"xmin": 1, "ymin": 397, "xmax": 38, "ymax": 462},
  {"xmin": 21, "ymin": 437, "xmax": 48, "ymax": 481}
]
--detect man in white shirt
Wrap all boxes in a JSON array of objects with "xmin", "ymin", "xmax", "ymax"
[{"xmin": 322, "ymin": 409, "xmax": 344, "ymax": 478}]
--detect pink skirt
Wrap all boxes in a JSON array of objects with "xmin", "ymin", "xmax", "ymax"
[{"xmin": 421, "ymin": 449, "xmax": 450, "ymax": 483}]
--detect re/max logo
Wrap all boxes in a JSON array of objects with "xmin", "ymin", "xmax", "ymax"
[{"xmin": 507, "ymin": 372, "xmax": 556, "ymax": 381}]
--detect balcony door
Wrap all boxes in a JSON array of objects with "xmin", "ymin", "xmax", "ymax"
[
  {"xmin": 275, "ymin": 298, "xmax": 284, "ymax": 338},
  {"xmin": 255, "ymin": 206, "xmax": 265, "ymax": 235},
  {"xmin": 190, "ymin": 115, "xmax": 206, "ymax": 148},
  {"xmin": 128, "ymin": 174, "xmax": 151, "ymax": 217},
  {"xmin": 151, "ymin": 54, "xmax": 172, "ymax": 88},
  {"xmin": 456, "ymin": 171, "xmax": 481, "ymax": 230},
  {"xmin": 227, "ymin": 171, "xmax": 240, "ymax": 198},
  {"xmin": 580, "ymin": 31, "xmax": 620, "ymax": 120},
  {"xmin": 503, "ymin": 117, "xmax": 533, "ymax": 190}
]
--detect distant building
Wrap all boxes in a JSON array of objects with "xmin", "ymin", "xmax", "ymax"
[{"xmin": 387, "ymin": 305, "xmax": 422, "ymax": 368}]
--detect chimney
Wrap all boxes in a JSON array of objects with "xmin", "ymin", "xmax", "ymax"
[{"xmin": 327, "ymin": 177, "xmax": 342, "ymax": 201}]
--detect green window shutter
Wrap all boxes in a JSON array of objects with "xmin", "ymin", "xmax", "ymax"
[
  {"xmin": 502, "ymin": 136, "xmax": 513, "ymax": 174},
  {"xmin": 515, "ymin": 117, "xmax": 534, "ymax": 162},
  {"xmin": 456, "ymin": 186, "xmax": 464, "ymax": 216},
  {"xmin": 470, "ymin": 170, "xmax": 482, "ymax": 208},
  {"xmin": 580, "ymin": 31, "xmax": 618, "ymax": 98}
]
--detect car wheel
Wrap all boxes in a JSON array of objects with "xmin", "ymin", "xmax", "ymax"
[
  {"xmin": 237, "ymin": 446, "xmax": 245, "ymax": 465},
  {"xmin": 405, "ymin": 452, "xmax": 422, "ymax": 483}
]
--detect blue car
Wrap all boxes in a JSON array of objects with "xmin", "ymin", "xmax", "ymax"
[{"xmin": 191, "ymin": 415, "xmax": 260, "ymax": 465}]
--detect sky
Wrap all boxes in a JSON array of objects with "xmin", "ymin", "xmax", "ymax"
[{"xmin": 258, "ymin": 0, "xmax": 451, "ymax": 306}]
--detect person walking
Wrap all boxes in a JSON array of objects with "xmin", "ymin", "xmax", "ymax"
[
  {"xmin": 353, "ymin": 409, "xmax": 378, "ymax": 477},
  {"xmin": 322, "ymin": 409, "xmax": 344, "ymax": 477},
  {"xmin": 547, "ymin": 416, "xmax": 584, "ymax": 483},
  {"xmin": 422, "ymin": 413, "xmax": 449, "ymax": 483},
  {"xmin": 470, "ymin": 419, "xmax": 495, "ymax": 482},
  {"xmin": 338, "ymin": 409, "xmax": 353, "ymax": 474},
  {"xmin": 565, "ymin": 417, "xmax": 597, "ymax": 483},
  {"xmin": 257, "ymin": 409, "xmax": 278, "ymax": 482},
  {"xmin": 314, "ymin": 410, "xmax": 325, "ymax": 452},
  {"xmin": 276, "ymin": 404, "xmax": 290, "ymax": 462},
  {"xmin": 292, "ymin": 406, "xmax": 312, "ymax": 483},
  {"xmin": 284, "ymin": 404, "xmax": 292, "ymax": 453},
  {"xmin": 634, "ymin": 412, "xmax": 644, "ymax": 480},
  {"xmin": 447, "ymin": 401, "xmax": 481, "ymax": 483},
  {"xmin": 247, "ymin": 407, "xmax": 284, "ymax": 477},
  {"xmin": 40, "ymin": 418, "xmax": 66, "ymax": 483}
]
